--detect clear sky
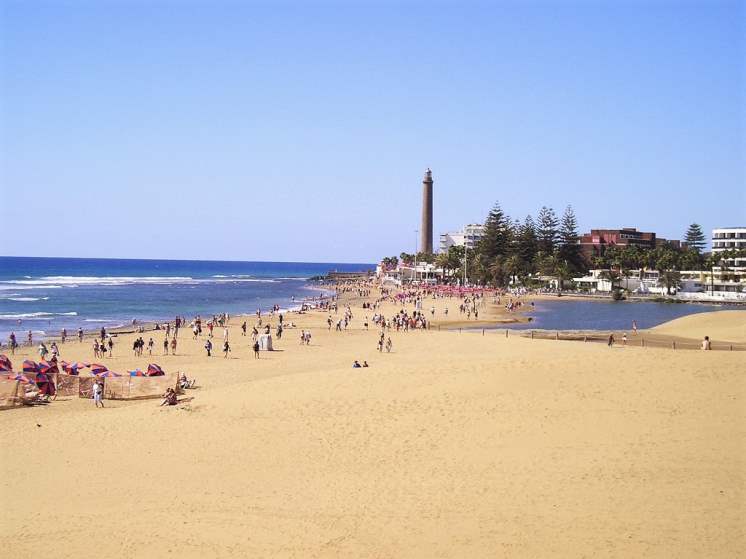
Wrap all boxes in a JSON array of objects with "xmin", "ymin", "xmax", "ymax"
[{"xmin": 1, "ymin": 0, "xmax": 744, "ymax": 263}]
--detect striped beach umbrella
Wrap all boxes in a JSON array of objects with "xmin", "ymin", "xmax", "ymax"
[
  {"xmin": 22, "ymin": 360, "xmax": 39, "ymax": 373},
  {"xmin": 37, "ymin": 360, "xmax": 59, "ymax": 375},
  {"xmin": 98, "ymin": 370, "xmax": 121, "ymax": 378},
  {"xmin": 0, "ymin": 355, "xmax": 12, "ymax": 372},
  {"xmin": 90, "ymin": 363, "xmax": 108, "ymax": 374},
  {"xmin": 146, "ymin": 364, "xmax": 164, "ymax": 376}
]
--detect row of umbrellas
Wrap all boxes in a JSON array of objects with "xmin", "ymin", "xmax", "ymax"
[{"xmin": 1, "ymin": 355, "xmax": 165, "ymax": 383}]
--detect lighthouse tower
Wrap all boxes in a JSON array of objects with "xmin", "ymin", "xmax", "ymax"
[{"xmin": 420, "ymin": 168, "xmax": 434, "ymax": 254}]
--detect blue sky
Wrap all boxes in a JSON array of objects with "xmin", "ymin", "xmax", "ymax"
[{"xmin": 1, "ymin": 0, "xmax": 743, "ymax": 262}]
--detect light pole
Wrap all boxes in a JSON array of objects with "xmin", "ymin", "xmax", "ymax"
[
  {"xmin": 414, "ymin": 230, "xmax": 419, "ymax": 285},
  {"xmin": 463, "ymin": 242, "xmax": 468, "ymax": 287}
]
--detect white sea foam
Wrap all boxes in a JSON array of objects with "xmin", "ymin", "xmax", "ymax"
[
  {"xmin": 7, "ymin": 297, "xmax": 49, "ymax": 302},
  {"xmin": 0, "ymin": 311, "xmax": 77, "ymax": 320},
  {"xmin": 0, "ymin": 285, "xmax": 64, "ymax": 290},
  {"xmin": 0, "ymin": 275, "xmax": 292, "ymax": 288}
]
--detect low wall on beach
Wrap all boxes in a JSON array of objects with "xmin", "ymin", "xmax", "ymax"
[
  {"xmin": 519, "ymin": 330, "xmax": 746, "ymax": 351},
  {"xmin": 0, "ymin": 379, "xmax": 23, "ymax": 410},
  {"xmin": 56, "ymin": 374, "xmax": 179, "ymax": 401}
]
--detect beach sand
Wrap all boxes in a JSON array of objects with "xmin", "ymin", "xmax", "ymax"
[
  {"xmin": 650, "ymin": 309, "xmax": 746, "ymax": 343},
  {"xmin": 0, "ymin": 297, "xmax": 744, "ymax": 558}
]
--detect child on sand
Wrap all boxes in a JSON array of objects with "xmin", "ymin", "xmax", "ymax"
[
  {"xmin": 223, "ymin": 340, "xmax": 230, "ymax": 358},
  {"xmin": 93, "ymin": 380, "xmax": 104, "ymax": 408},
  {"xmin": 253, "ymin": 340, "xmax": 260, "ymax": 359},
  {"xmin": 170, "ymin": 337, "xmax": 177, "ymax": 355}
]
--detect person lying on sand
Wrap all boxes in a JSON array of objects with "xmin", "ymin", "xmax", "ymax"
[
  {"xmin": 179, "ymin": 373, "xmax": 195, "ymax": 389},
  {"xmin": 160, "ymin": 388, "xmax": 178, "ymax": 406}
]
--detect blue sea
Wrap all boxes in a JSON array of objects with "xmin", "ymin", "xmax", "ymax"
[{"xmin": 0, "ymin": 256, "xmax": 373, "ymax": 341}]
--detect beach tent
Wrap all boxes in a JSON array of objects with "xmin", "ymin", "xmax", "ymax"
[
  {"xmin": 22, "ymin": 360, "xmax": 39, "ymax": 373},
  {"xmin": 129, "ymin": 369, "xmax": 146, "ymax": 377},
  {"xmin": 90, "ymin": 363, "xmax": 108, "ymax": 374},
  {"xmin": 0, "ymin": 355, "xmax": 12, "ymax": 372},
  {"xmin": 146, "ymin": 364, "xmax": 164, "ymax": 377}
]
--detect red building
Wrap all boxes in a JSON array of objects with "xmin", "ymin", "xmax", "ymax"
[{"xmin": 579, "ymin": 228, "xmax": 657, "ymax": 261}]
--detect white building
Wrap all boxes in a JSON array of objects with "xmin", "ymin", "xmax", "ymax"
[
  {"xmin": 712, "ymin": 227, "xmax": 746, "ymax": 269},
  {"xmin": 439, "ymin": 223, "xmax": 485, "ymax": 252}
]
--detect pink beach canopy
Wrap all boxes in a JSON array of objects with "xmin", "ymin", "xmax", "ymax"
[{"xmin": 146, "ymin": 364, "xmax": 165, "ymax": 377}]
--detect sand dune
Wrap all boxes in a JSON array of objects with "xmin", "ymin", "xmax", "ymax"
[
  {"xmin": 0, "ymin": 300, "xmax": 744, "ymax": 557},
  {"xmin": 650, "ymin": 310, "xmax": 746, "ymax": 343}
]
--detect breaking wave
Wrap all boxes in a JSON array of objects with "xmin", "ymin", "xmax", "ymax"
[{"xmin": 0, "ymin": 311, "xmax": 78, "ymax": 320}]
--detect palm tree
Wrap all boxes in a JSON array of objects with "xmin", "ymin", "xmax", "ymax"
[
  {"xmin": 435, "ymin": 252, "xmax": 450, "ymax": 283},
  {"xmin": 660, "ymin": 270, "xmax": 682, "ymax": 295}
]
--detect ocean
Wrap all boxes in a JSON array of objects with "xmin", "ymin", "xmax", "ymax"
[{"xmin": 0, "ymin": 256, "xmax": 374, "ymax": 341}]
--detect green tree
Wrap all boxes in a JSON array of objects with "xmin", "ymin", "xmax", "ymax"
[
  {"xmin": 517, "ymin": 215, "xmax": 538, "ymax": 269},
  {"xmin": 685, "ymin": 223, "xmax": 706, "ymax": 254},
  {"xmin": 536, "ymin": 206, "xmax": 559, "ymax": 254},
  {"xmin": 478, "ymin": 202, "xmax": 513, "ymax": 260},
  {"xmin": 557, "ymin": 205, "xmax": 583, "ymax": 273},
  {"xmin": 399, "ymin": 252, "xmax": 414, "ymax": 265}
]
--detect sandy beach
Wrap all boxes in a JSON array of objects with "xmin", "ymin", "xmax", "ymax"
[{"xmin": 0, "ymin": 296, "xmax": 744, "ymax": 558}]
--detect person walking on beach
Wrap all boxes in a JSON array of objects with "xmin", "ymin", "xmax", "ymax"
[
  {"xmin": 78, "ymin": 327, "xmax": 84, "ymax": 343},
  {"xmin": 148, "ymin": 337, "xmax": 154, "ymax": 355},
  {"xmin": 61, "ymin": 329, "xmax": 67, "ymax": 344},
  {"xmin": 241, "ymin": 321, "xmax": 247, "ymax": 336},
  {"xmin": 632, "ymin": 320, "xmax": 638, "ymax": 335},
  {"xmin": 607, "ymin": 333, "xmax": 615, "ymax": 347},
  {"xmin": 223, "ymin": 340, "xmax": 230, "ymax": 358},
  {"xmin": 93, "ymin": 379, "xmax": 104, "ymax": 408},
  {"xmin": 163, "ymin": 338, "xmax": 169, "ymax": 355},
  {"xmin": 385, "ymin": 337, "xmax": 392, "ymax": 353},
  {"xmin": 27, "ymin": 330, "xmax": 33, "ymax": 347},
  {"xmin": 170, "ymin": 337, "xmax": 177, "ymax": 355},
  {"xmin": 93, "ymin": 339, "xmax": 100, "ymax": 358},
  {"xmin": 622, "ymin": 333, "xmax": 627, "ymax": 346},
  {"xmin": 107, "ymin": 337, "xmax": 114, "ymax": 357},
  {"xmin": 205, "ymin": 338, "xmax": 212, "ymax": 357},
  {"xmin": 253, "ymin": 340, "xmax": 260, "ymax": 359}
]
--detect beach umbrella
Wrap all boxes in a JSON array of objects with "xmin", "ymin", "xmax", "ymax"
[
  {"xmin": 22, "ymin": 360, "xmax": 39, "ymax": 373},
  {"xmin": 6, "ymin": 374, "xmax": 33, "ymax": 383},
  {"xmin": 61, "ymin": 361, "xmax": 86, "ymax": 375},
  {"xmin": 35, "ymin": 372, "xmax": 56, "ymax": 396},
  {"xmin": 37, "ymin": 360, "xmax": 59, "ymax": 375},
  {"xmin": 98, "ymin": 370, "xmax": 121, "ymax": 378},
  {"xmin": 89, "ymin": 363, "xmax": 108, "ymax": 374},
  {"xmin": 0, "ymin": 355, "xmax": 12, "ymax": 372},
  {"xmin": 129, "ymin": 369, "xmax": 146, "ymax": 377},
  {"xmin": 146, "ymin": 364, "xmax": 164, "ymax": 377}
]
